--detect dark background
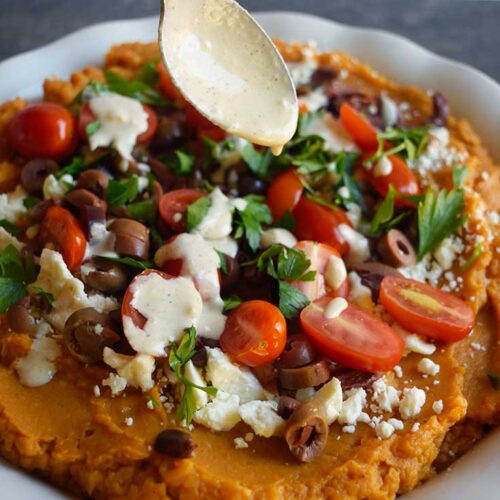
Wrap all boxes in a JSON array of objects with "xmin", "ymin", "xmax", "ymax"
[{"xmin": 0, "ymin": 0, "xmax": 499, "ymax": 82}]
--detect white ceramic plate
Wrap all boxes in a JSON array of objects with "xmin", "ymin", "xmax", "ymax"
[{"xmin": 0, "ymin": 11, "xmax": 498, "ymax": 499}]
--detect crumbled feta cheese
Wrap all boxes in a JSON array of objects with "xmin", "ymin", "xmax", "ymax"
[
  {"xmin": 93, "ymin": 385, "xmax": 101, "ymax": 397},
  {"xmin": 399, "ymin": 387, "xmax": 426, "ymax": 420},
  {"xmin": 31, "ymin": 249, "xmax": 117, "ymax": 331},
  {"xmin": 348, "ymin": 271, "xmax": 373, "ymax": 309},
  {"xmin": 311, "ymin": 377, "xmax": 343, "ymax": 424},
  {"xmin": 0, "ymin": 226, "xmax": 23, "ymax": 251},
  {"xmin": 381, "ymin": 94, "xmax": 399, "ymax": 127},
  {"xmin": 205, "ymin": 348, "xmax": 264, "ymax": 403},
  {"xmin": 299, "ymin": 88, "xmax": 329, "ymax": 112},
  {"xmin": 338, "ymin": 225, "xmax": 370, "ymax": 264},
  {"xmin": 0, "ymin": 185, "xmax": 27, "ymax": 223},
  {"xmin": 287, "ymin": 60, "xmax": 317, "ymax": 86},
  {"xmin": 234, "ymin": 437, "xmax": 249, "ymax": 449},
  {"xmin": 338, "ymin": 388, "xmax": 367, "ymax": 425},
  {"xmin": 102, "ymin": 373, "xmax": 128, "ymax": 395},
  {"xmin": 433, "ymin": 236, "xmax": 464, "ymax": 271},
  {"xmin": 432, "ymin": 400, "xmax": 443, "ymax": 414},
  {"xmin": 15, "ymin": 337, "xmax": 61, "ymax": 387},
  {"xmin": 393, "ymin": 365, "xmax": 403, "ymax": 378},
  {"xmin": 325, "ymin": 254, "xmax": 347, "ymax": 290},
  {"xmin": 471, "ymin": 342, "xmax": 486, "ymax": 352},
  {"xmin": 387, "ymin": 418, "xmax": 404, "ymax": 431},
  {"xmin": 43, "ymin": 174, "xmax": 74, "ymax": 200},
  {"xmin": 260, "ymin": 228, "xmax": 297, "ymax": 249},
  {"xmin": 194, "ymin": 390, "xmax": 241, "ymax": 431},
  {"xmin": 125, "ymin": 417, "xmax": 134, "ymax": 426},
  {"xmin": 239, "ymin": 400, "xmax": 286, "ymax": 437},
  {"xmin": 372, "ymin": 378, "xmax": 400, "ymax": 412},
  {"xmin": 375, "ymin": 421, "xmax": 395, "ymax": 439},
  {"xmin": 89, "ymin": 93, "xmax": 148, "ymax": 159},
  {"xmin": 183, "ymin": 360, "xmax": 209, "ymax": 408},
  {"xmin": 342, "ymin": 425, "xmax": 356, "ymax": 434},
  {"xmin": 324, "ymin": 297, "xmax": 348, "ymax": 319},
  {"xmin": 123, "ymin": 273, "xmax": 202, "ymax": 356},
  {"xmin": 411, "ymin": 422, "xmax": 420, "ymax": 432},
  {"xmin": 401, "ymin": 330, "xmax": 437, "ymax": 356},
  {"xmin": 103, "ymin": 348, "xmax": 155, "ymax": 392},
  {"xmin": 417, "ymin": 358, "xmax": 440, "ymax": 377}
]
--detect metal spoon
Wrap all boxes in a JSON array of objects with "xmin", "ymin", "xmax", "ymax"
[{"xmin": 159, "ymin": 0, "xmax": 298, "ymax": 154}]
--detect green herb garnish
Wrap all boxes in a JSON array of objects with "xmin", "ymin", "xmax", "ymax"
[
  {"xmin": 138, "ymin": 58, "xmax": 161, "ymax": 86},
  {"xmin": 104, "ymin": 70, "xmax": 166, "ymax": 106},
  {"xmin": 216, "ymin": 250, "xmax": 228, "ymax": 274},
  {"xmin": 241, "ymin": 143, "xmax": 273, "ymax": 179},
  {"xmin": 32, "ymin": 286, "xmax": 55, "ymax": 306},
  {"xmin": 232, "ymin": 195, "xmax": 272, "ymax": 252},
  {"xmin": 369, "ymin": 185, "xmax": 410, "ymax": 236},
  {"xmin": 452, "ymin": 164, "xmax": 468, "ymax": 188},
  {"xmin": 107, "ymin": 176, "xmax": 140, "ymax": 206},
  {"xmin": 169, "ymin": 327, "xmax": 217, "ymax": 425},
  {"xmin": 186, "ymin": 196, "xmax": 210, "ymax": 232},
  {"xmin": 417, "ymin": 187, "xmax": 467, "ymax": 260},
  {"xmin": 54, "ymin": 157, "xmax": 85, "ymax": 180},
  {"xmin": 167, "ymin": 150, "xmax": 196, "ymax": 176},
  {"xmin": 278, "ymin": 281, "xmax": 311, "ymax": 319},
  {"xmin": 273, "ymin": 210, "xmax": 296, "ymax": 232},
  {"xmin": 85, "ymin": 119, "xmax": 101, "ymax": 137},
  {"xmin": 223, "ymin": 296, "xmax": 243, "ymax": 312},
  {"xmin": 127, "ymin": 199, "xmax": 157, "ymax": 225},
  {"xmin": 460, "ymin": 243, "xmax": 483, "ymax": 272},
  {"xmin": 0, "ymin": 219, "xmax": 22, "ymax": 237},
  {"xmin": 23, "ymin": 196, "xmax": 41, "ymax": 210},
  {"xmin": 100, "ymin": 256, "xmax": 154, "ymax": 270}
]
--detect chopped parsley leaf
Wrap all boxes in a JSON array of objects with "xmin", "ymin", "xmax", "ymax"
[
  {"xmin": 104, "ymin": 70, "xmax": 166, "ymax": 106},
  {"xmin": 232, "ymin": 195, "xmax": 272, "ymax": 252},
  {"xmin": 127, "ymin": 199, "xmax": 157, "ymax": 226},
  {"xmin": 216, "ymin": 250, "xmax": 228, "ymax": 274},
  {"xmin": 0, "ymin": 219, "xmax": 22, "ymax": 237},
  {"xmin": 32, "ymin": 286, "xmax": 55, "ymax": 305},
  {"xmin": 460, "ymin": 243, "xmax": 483, "ymax": 272},
  {"xmin": 186, "ymin": 196, "xmax": 210, "ymax": 232},
  {"xmin": 107, "ymin": 176, "xmax": 140, "ymax": 206},
  {"xmin": 100, "ymin": 256, "xmax": 154, "ymax": 270},
  {"xmin": 23, "ymin": 196, "xmax": 41, "ymax": 210},
  {"xmin": 85, "ymin": 119, "xmax": 101, "ymax": 137},
  {"xmin": 369, "ymin": 185, "xmax": 410, "ymax": 236},
  {"xmin": 223, "ymin": 296, "xmax": 243, "ymax": 312},
  {"xmin": 167, "ymin": 150, "xmax": 196, "ymax": 176},
  {"xmin": 417, "ymin": 187, "xmax": 467, "ymax": 260},
  {"xmin": 54, "ymin": 157, "xmax": 85, "ymax": 180},
  {"xmin": 452, "ymin": 164, "xmax": 468, "ymax": 188},
  {"xmin": 278, "ymin": 281, "xmax": 310, "ymax": 319}
]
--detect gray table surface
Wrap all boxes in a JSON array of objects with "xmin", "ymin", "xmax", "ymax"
[{"xmin": 0, "ymin": 0, "xmax": 499, "ymax": 82}]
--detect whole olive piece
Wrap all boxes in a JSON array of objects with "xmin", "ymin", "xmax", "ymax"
[
  {"xmin": 21, "ymin": 159, "xmax": 59, "ymax": 195},
  {"xmin": 76, "ymin": 169, "xmax": 109, "ymax": 198},
  {"xmin": 237, "ymin": 173, "xmax": 268, "ymax": 196},
  {"xmin": 6, "ymin": 297, "xmax": 37, "ymax": 335},
  {"xmin": 377, "ymin": 229, "xmax": 416, "ymax": 267},
  {"xmin": 81, "ymin": 258, "xmax": 129, "ymax": 295},
  {"xmin": 63, "ymin": 307, "xmax": 120, "ymax": 363},
  {"xmin": 284, "ymin": 400, "xmax": 328, "ymax": 462},
  {"xmin": 275, "ymin": 335, "xmax": 316, "ymax": 369},
  {"xmin": 154, "ymin": 429, "xmax": 196, "ymax": 458},
  {"xmin": 109, "ymin": 218, "xmax": 150, "ymax": 260},
  {"xmin": 64, "ymin": 188, "xmax": 107, "ymax": 213}
]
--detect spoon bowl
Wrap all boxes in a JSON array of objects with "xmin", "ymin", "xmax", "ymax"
[{"xmin": 159, "ymin": 0, "xmax": 298, "ymax": 153}]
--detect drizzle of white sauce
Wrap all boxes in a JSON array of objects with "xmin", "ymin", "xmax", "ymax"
[
  {"xmin": 324, "ymin": 297, "xmax": 348, "ymax": 319},
  {"xmin": 16, "ymin": 337, "xmax": 61, "ymax": 387}
]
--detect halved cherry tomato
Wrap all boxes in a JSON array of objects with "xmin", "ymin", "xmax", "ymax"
[
  {"xmin": 292, "ymin": 196, "xmax": 351, "ymax": 255},
  {"xmin": 266, "ymin": 169, "xmax": 304, "ymax": 221},
  {"xmin": 220, "ymin": 300, "xmax": 287, "ymax": 367},
  {"xmin": 339, "ymin": 102, "xmax": 378, "ymax": 151},
  {"xmin": 78, "ymin": 101, "xmax": 158, "ymax": 144},
  {"xmin": 7, "ymin": 103, "xmax": 77, "ymax": 160},
  {"xmin": 157, "ymin": 62, "xmax": 225, "ymax": 141},
  {"xmin": 122, "ymin": 269, "xmax": 174, "ymax": 329},
  {"xmin": 300, "ymin": 296, "xmax": 404, "ymax": 372},
  {"xmin": 40, "ymin": 206, "xmax": 87, "ymax": 270},
  {"xmin": 380, "ymin": 276, "xmax": 474, "ymax": 342},
  {"xmin": 290, "ymin": 241, "xmax": 348, "ymax": 300},
  {"xmin": 159, "ymin": 189, "xmax": 204, "ymax": 233},
  {"xmin": 363, "ymin": 152, "xmax": 420, "ymax": 205}
]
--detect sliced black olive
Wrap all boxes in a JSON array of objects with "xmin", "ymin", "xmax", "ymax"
[
  {"xmin": 21, "ymin": 159, "xmax": 59, "ymax": 195},
  {"xmin": 377, "ymin": 229, "xmax": 416, "ymax": 267},
  {"xmin": 63, "ymin": 307, "xmax": 120, "ymax": 363},
  {"xmin": 275, "ymin": 335, "xmax": 316, "ymax": 369},
  {"xmin": 349, "ymin": 262, "xmax": 402, "ymax": 299},
  {"xmin": 284, "ymin": 400, "xmax": 328, "ymax": 462},
  {"xmin": 76, "ymin": 169, "xmax": 109, "ymax": 198},
  {"xmin": 278, "ymin": 359, "xmax": 331, "ymax": 390},
  {"xmin": 109, "ymin": 218, "xmax": 150, "ymax": 260},
  {"xmin": 154, "ymin": 429, "xmax": 196, "ymax": 458},
  {"xmin": 6, "ymin": 297, "xmax": 37, "ymax": 335},
  {"xmin": 81, "ymin": 257, "xmax": 129, "ymax": 295},
  {"xmin": 277, "ymin": 395, "xmax": 301, "ymax": 419}
]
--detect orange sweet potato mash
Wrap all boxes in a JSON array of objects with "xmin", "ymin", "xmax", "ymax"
[{"xmin": 0, "ymin": 41, "xmax": 498, "ymax": 499}]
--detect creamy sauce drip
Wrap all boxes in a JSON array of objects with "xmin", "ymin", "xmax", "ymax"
[{"xmin": 160, "ymin": 0, "xmax": 298, "ymax": 153}]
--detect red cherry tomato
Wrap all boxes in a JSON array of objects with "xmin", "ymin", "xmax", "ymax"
[
  {"xmin": 122, "ymin": 269, "xmax": 174, "ymax": 329},
  {"xmin": 363, "ymin": 152, "xmax": 420, "ymax": 206},
  {"xmin": 220, "ymin": 300, "xmax": 287, "ymax": 367},
  {"xmin": 40, "ymin": 206, "xmax": 87, "ymax": 270},
  {"xmin": 290, "ymin": 241, "xmax": 348, "ymax": 301},
  {"xmin": 339, "ymin": 102, "xmax": 378, "ymax": 151},
  {"xmin": 380, "ymin": 276, "xmax": 475, "ymax": 342},
  {"xmin": 266, "ymin": 169, "xmax": 304, "ymax": 221},
  {"xmin": 300, "ymin": 296, "xmax": 404, "ymax": 372},
  {"xmin": 78, "ymin": 101, "xmax": 158, "ymax": 144},
  {"xmin": 159, "ymin": 189, "xmax": 205, "ymax": 233},
  {"xmin": 7, "ymin": 103, "xmax": 77, "ymax": 160},
  {"xmin": 292, "ymin": 196, "xmax": 351, "ymax": 255}
]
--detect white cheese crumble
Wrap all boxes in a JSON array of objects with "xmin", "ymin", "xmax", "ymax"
[
  {"xmin": 338, "ymin": 388, "xmax": 367, "ymax": 425},
  {"xmin": 380, "ymin": 94, "xmax": 399, "ymax": 127},
  {"xmin": 194, "ymin": 390, "xmax": 241, "ymax": 431},
  {"xmin": 338, "ymin": 224, "xmax": 370, "ymax": 264},
  {"xmin": 0, "ymin": 226, "xmax": 23, "ymax": 251},
  {"xmin": 260, "ymin": 228, "xmax": 297, "ymax": 249},
  {"xmin": 102, "ymin": 373, "xmax": 128, "ymax": 395},
  {"xmin": 402, "ymin": 332, "xmax": 437, "ymax": 356},
  {"xmin": 125, "ymin": 417, "xmax": 134, "ymax": 427},
  {"xmin": 102, "ymin": 348, "xmax": 155, "ymax": 392},
  {"xmin": 239, "ymin": 400, "xmax": 286, "ymax": 437},
  {"xmin": 399, "ymin": 387, "xmax": 426, "ymax": 420},
  {"xmin": 417, "ymin": 358, "xmax": 440, "ymax": 377},
  {"xmin": 88, "ymin": 93, "xmax": 148, "ymax": 159},
  {"xmin": 0, "ymin": 185, "xmax": 27, "ymax": 222},
  {"xmin": 433, "ymin": 235, "xmax": 464, "ymax": 271},
  {"xmin": 43, "ymin": 174, "xmax": 74, "ymax": 200},
  {"xmin": 372, "ymin": 378, "xmax": 400, "ymax": 413},
  {"xmin": 411, "ymin": 422, "xmax": 420, "ymax": 433},
  {"xmin": 184, "ymin": 359, "xmax": 209, "ymax": 408},
  {"xmin": 15, "ymin": 337, "xmax": 61, "ymax": 387},
  {"xmin": 310, "ymin": 377, "xmax": 343, "ymax": 425},
  {"xmin": 234, "ymin": 437, "xmax": 249, "ymax": 449},
  {"xmin": 324, "ymin": 254, "xmax": 347, "ymax": 290},
  {"xmin": 205, "ymin": 348, "xmax": 264, "ymax": 404},
  {"xmin": 30, "ymin": 249, "xmax": 117, "ymax": 331},
  {"xmin": 93, "ymin": 385, "xmax": 101, "ymax": 397},
  {"xmin": 393, "ymin": 365, "xmax": 403, "ymax": 378},
  {"xmin": 324, "ymin": 297, "xmax": 348, "ymax": 319},
  {"xmin": 375, "ymin": 421, "xmax": 395, "ymax": 439},
  {"xmin": 122, "ymin": 273, "xmax": 202, "ymax": 356},
  {"xmin": 286, "ymin": 60, "xmax": 318, "ymax": 86},
  {"xmin": 432, "ymin": 400, "xmax": 444, "ymax": 414}
]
